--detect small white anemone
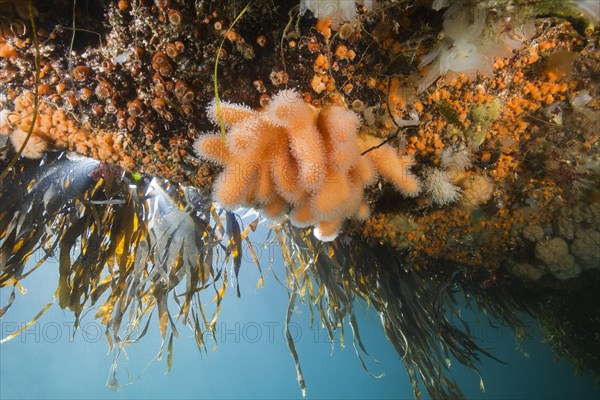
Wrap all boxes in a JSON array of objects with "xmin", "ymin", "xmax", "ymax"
[
  {"xmin": 441, "ymin": 146, "xmax": 472, "ymax": 172},
  {"xmin": 424, "ymin": 168, "xmax": 461, "ymax": 206}
]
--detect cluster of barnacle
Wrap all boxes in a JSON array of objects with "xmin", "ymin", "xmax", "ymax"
[
  {"xmin": 0, "ymin": 10, "xmax": 40, "ymax": 90},
  {"xmin": 1, "ymin": 0, "xmax": 378, "ymax": 158},
  {"xmin": 76, "ymin": 1, "xmax": 205, "ymax": 146},
  {"xmin": 256, "ymin": 0, "xmax": 381, "ymax": 123},
  {"xmin": 0, "ymin": 0, "xmax": 292, "ymax": 183}
]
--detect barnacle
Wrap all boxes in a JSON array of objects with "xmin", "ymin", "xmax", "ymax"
[{"xmin": 71, "ymin": 65, "xmax": 91, "ymax": 81}]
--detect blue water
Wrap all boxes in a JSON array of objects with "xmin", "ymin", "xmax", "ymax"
[{"xmin": 1, "ymin": 230, "xmax": 599, "ymax": 399}]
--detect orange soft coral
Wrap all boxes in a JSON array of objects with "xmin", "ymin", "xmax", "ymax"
[{"xmin": 194, "ymin": 89, "xmax": 421, "ymax": 241}]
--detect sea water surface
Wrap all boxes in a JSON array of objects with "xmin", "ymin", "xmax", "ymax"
[{"xmin": 1, "ymin": 225, "xmax": 599, "ymax": 399}]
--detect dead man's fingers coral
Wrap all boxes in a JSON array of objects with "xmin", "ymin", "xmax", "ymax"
[
  {"xmin": 318, "ymin": 105, "xmax": 361, "ymax": 145},
  {"xmin": 225, "ymin": 117, "xmax": 284, "ymax": 158},
  {"xmin": 320, "ymin": 106, "xmax": 361, "ymax": 173},
  {"xmin": 0, "ymin": 110, "xmax": 14, "ymax": 135},
  {"xmin": 287, "ymin": 123, "xmax": 327, "ymax": 191},
  {"xmin": 262, "ymin": 195, "xmax": 287, "ymax": 220},
  {"xmin": 195, "ymin": 89, "xmax": 423, "ymax": 242},
  {"xmin": 314, "ymin": 217, "xmax": 344, "ymax": 242},
  {"xmin": 254, "ymin": 157, "xmax": 276, "ymax": 203},
  {"xmin": 349, "ymin": 156, "xmax": 377, "ymax": 188},
  {"xmin": 339, "ymin": 173, "xmax": 366, "ymax": 219},
  {"xmin": 266, "ymin": 89, "xmax": 317, "ymax": 128}
]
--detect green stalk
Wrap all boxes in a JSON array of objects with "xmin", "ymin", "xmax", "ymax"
[{"xmin": 214, "ymin": 2, "xmax": 253, "ymax": 140}]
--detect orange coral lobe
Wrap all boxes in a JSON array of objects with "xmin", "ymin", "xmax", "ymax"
[
  {"xmin": 290, "ymin": 200, "xmax": 316, "ymax": 228},
  {"xmin": 314, "ymin": 218, "xmax": 342, "ymax": 242},
  {"xmin": 193, "ymin": 134, "xmax": 230, "ymax": 165},
  {"xmin": 263, "ymin": 195, "xmax": 286, "ymax": 219},
  {"xmin": 311, "ymin": 169, "xmax": 351, "ymax": 218}
]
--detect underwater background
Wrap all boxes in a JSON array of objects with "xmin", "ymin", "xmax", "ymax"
[
  {"xmin": 1, "ymin": 238, "xmax": 599, "ymax": 400},
  {"xmin": 1, "ymin": 0, "xmax": 600, "ymax": 399}
]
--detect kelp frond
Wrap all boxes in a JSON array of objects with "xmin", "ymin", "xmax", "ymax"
[
  {"xmin": 1, "ymin": 152, "xmax": 599, "ymax": 399},
  {"xmin": 0, "ymin": 153, "xmax": 251, "ymax": 386},
  {"xmin": 274, "ymin": 222, "xmax": 505, "ymax": 399},
  {"xmin": 273, "ymin": 219, "xmax": 600, "ymax": 398}
]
